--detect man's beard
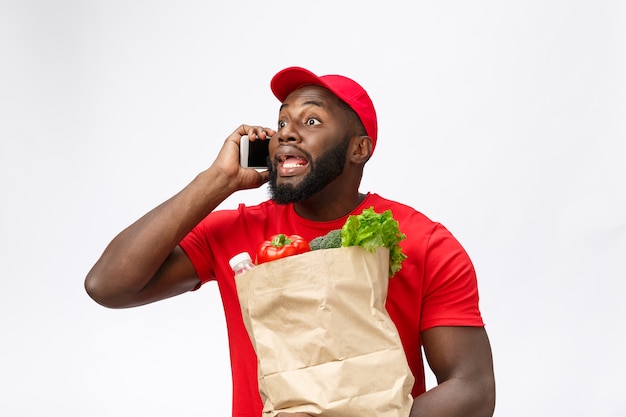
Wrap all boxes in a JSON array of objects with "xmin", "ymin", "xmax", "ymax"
[{"xmin": 268, "ymin": 138, "xmax": 349, "ymax": 204}]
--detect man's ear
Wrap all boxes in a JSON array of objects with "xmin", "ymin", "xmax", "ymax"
[{"xmin": 350, "ymin": 136, "xmax": 373, "ymax": 163}]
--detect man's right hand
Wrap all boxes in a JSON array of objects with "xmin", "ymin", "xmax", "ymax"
[{"xmin": 211, "ymin": 124, "xmax": 275, "ymax": 192}]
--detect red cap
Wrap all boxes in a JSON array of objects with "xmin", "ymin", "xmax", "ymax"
[{"xmin": 270, "ymin": 67, "xmax": 378, "ymax": 155}]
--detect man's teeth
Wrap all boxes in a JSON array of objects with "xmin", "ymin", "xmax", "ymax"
[{"xmin": 283, "ymin": 162, "xmax": 306, "ymax": 168}]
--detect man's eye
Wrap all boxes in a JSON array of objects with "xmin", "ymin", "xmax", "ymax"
[
  {"xmin": 306, "ymin": 118, "xmax": 321, "ymax": 126},
  {"xmin": 278, "ymin": 120, "xmax": 286, "ymax": 129}
]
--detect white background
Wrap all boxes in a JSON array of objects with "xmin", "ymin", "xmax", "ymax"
[{"xmin": 1, "ymin": 1, "xmax": 624, "ymax": 416}]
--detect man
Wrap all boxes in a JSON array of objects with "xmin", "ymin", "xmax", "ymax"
[{"xmin": 85, "ymin": 66, "xmax": 495, "ymax": 416}]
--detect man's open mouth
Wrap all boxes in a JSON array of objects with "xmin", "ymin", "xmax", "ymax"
[{"xmin": 277, "ymin": 154, "xmax": 309, "ymax": 177}]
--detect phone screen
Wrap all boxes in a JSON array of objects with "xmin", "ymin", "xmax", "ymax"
[{"xmin": 248, "ymin": 138, "xmax": 270, "ymax": 168}]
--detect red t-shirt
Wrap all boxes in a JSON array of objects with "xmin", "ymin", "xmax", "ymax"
[{"xmin": 179, "ymin": 193, "xmax": 484, "ymax": 417}]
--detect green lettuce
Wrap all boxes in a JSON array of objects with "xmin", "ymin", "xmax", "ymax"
[{"xmin": 340, "ymin": 207, "xmax": 407, "ymax": 277}]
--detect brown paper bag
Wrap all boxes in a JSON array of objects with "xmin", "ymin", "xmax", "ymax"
[{"xmin": 235, "ymin": 246, "xmax": 414, "ymax": 417}]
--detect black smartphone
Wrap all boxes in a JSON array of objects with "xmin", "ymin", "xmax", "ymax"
[{"xmin": 239, "ymin": 135, "xmax": 270, "ymax": 169}]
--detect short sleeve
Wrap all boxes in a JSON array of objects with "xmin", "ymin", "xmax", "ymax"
[
  {"xmin": 179, "ymin": 209, "xmax": 240, "ymax": 286},
  {"xmin": 420, "ymin": 224, "xmax": 484, "ymax": 331}
]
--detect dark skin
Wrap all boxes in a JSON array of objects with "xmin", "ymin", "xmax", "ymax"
[
  {"xmin": 85, "ymin": 85, "xmax": 495, "ymax": 416},
  {"xmin": 270, "ymin": 88, "xmax": 370, "ymax": 219}
]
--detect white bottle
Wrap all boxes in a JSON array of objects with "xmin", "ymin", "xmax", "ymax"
[{"xmin": 229, "ymin": 252, "xmax": 255, "ymax": 275}]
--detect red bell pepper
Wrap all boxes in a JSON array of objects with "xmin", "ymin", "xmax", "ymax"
[{"xmin": 256, "ymin": 234, "xmax": 310, "ymax": 264}]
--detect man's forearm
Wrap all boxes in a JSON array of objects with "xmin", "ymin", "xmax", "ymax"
[
  {"xmin": 84, "ymin": 167, "xmax": 233, "ymax": 307},
  {"xmin": 410, "ymin": 376, "xmax": 495, "ymax": 417}
]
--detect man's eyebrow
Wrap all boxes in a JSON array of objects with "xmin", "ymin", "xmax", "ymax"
[{"xmin": 303, "ymin": 100, "xmax": 325, "ymax": 108}]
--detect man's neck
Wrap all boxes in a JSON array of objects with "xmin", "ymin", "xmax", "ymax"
[{"xmin": 293, "ymin": 192, "xmax": 367, "ymax": 222}]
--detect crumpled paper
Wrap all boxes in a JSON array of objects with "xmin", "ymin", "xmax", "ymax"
[{"xmin": 235, "ymin": 246, "xmax": 414, "ymax": 417}]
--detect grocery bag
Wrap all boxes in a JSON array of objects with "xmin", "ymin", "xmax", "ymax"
[{"xmin": 235, "ymin": 246, "xmax": 415, "ymax": 417}]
